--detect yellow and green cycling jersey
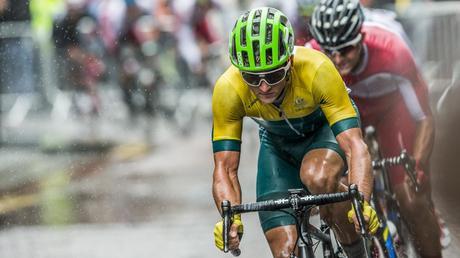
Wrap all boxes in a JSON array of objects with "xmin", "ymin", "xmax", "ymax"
[{"xmin": 212, "ymin": 46, "xmax": 359, "ymax": 152}]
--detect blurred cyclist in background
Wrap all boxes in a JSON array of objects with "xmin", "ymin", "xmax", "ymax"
[
  {"xmin": 308, "ymin": 0, "xmax": 443, "ymax": 257},
  {"xmin": 212, "ymin": 7, "xmax": 378, "ymax": 258}
]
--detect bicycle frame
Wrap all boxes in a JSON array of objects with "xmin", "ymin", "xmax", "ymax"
[
  {"xmin": 365, "ymin": 125, "xmax": 420, "ymax": 257},
  {"xmin": 290, "ymin": 189, "xmax": 337, "ymax": 258}
]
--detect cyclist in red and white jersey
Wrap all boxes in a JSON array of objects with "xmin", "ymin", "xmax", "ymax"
[{"xmin": 308, "ymin": 0, "xmax": 443, "ymax": 257}]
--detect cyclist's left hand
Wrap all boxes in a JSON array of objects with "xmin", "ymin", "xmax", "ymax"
[
  {"xmin": 348, "ymin": 200, "xmax": 380, "ymax": 235},
  {"xmin": 213, "ymin": 215, "xmax": 243, "ymax": 251}
]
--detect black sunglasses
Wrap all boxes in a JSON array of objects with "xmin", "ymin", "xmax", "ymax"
[
  {"xmin": 324, "ymin": 44, "xmax": 358, "ymax": 57},
  {"xmin": 240, "ymin": 62, "xmax": 291, "ymax": 87}
]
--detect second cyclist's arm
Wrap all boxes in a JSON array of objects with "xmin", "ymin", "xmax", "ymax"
[
  {"xmin": 337, "ymin": 128, "xmax": 373, "ymax": 201},
  {"xmin": 212, "ymin": 151, "xmax": 242, "ymax": 213},
  {"xmin": 413, "ymin": 115, "xmax": 435, "ymax": 168},
  {"xmin": 392, "ymin": 38, "xmax": 435, "ymax": 168}
]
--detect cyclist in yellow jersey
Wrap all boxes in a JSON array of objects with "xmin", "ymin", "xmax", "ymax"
[{"xmin": 212, "ymin": 7, "xmax": 378, "ymax": 257}]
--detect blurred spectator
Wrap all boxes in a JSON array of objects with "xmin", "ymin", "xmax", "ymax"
[
  {"xmin": 53, "ymin": 1, "xmax": 105, "ymax": 115},
  {"xmin": 0, "ymin": 0, "xmax": 35, "ymax": 94},
  {"xmin": 117, "ymin": 1, "xmax": 158, "ymax": 116},
  {"xmin": 190, "ymin": 0, "xmax": 219, "ymax": 48},
  {"xmin": 87, "ymin": 0, "xmax": 125, "ymax": 54},
  {"xmin": 0, "ymin": 0, "xmax": 31, "ymax": 21},
  {"xmin": 189, "ymin": 0, "xmax": 223, "ymax": 86},
  {"xmin": 30, "ymin": 0, "xmax": 65, "ymax": 41},
  {"xmin": 164, "ymin": 0, "xmax": 199, "ymax": 80}
]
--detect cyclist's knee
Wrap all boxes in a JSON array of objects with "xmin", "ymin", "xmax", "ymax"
[
  {"xmin": 302, "ymin": 168, "xmax": 340, "ymax": 194},
  {"xmin": 301, "ymin": 163, "xmax": 342, "ymax": 194}
]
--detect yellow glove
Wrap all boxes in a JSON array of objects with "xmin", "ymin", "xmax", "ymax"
[
  {"xmin": 347, "ymin": 200, "xmax": 380, "ymax": 235},
  {"xmin": 214, "ymin": 214, "xmax": 244, "ymax": 251}
]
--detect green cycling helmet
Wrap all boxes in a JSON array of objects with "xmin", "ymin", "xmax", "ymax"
[{"xmin": 229, "ymin": 7, "xmax": 295, "ymax": 72}]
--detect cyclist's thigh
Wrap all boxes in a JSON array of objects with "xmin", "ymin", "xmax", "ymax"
[
  {"xmin": 375, "ymin": 99, "xmax": 417, "ymax": 186},
  {"xmin": 308, "ymin": 122, "xmax": 347, "ymax": 163},
  {"xmin": 256, "ymin": 138, "xmax": 303, "ymax": 233},
  {"xmin": 301, "ymin": 123, "xmax": 347, "ymax": 184}
]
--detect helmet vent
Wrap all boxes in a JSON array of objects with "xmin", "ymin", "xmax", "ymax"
[
  {"xmin": 240, "ymin": 26, "xmax": 247, "ymax": 46},
  {"xmin": 279, "ymin": 29, "xmax": 285, "ymax": 58},
  {"xmin": 252, "ymin": 22, "xmax": 260, "ymax": 36},
  {"xmin": 268, "ymin": 8, "xmax": 275, "ymax": 19},
  {"xmin": 242, "ymin": 11, "xmax": 249, "ymax": 22},
  {"xmin": 231, "ymin": 36, "xmax": 237, "ymax": 62},
  {"xmin": 265, "ymin": 23, "xmax": 273, "ymax": 44},
  {"xmin": 280, "ymin": 15, "xmax": 288, "ymax": 27},
  {"xmin": 242, "ymin": 51, "xmax": 249, "ymax": 67},
  {"xmin": 253, "ymin": 40, "xmax": 260, "ymax": 66},
  {"xmin": 254, "ymin": 9, "xmax": 262, "ymax": 20},
  {"xmin": 266, "ymin": 48, "xmax": 273, "ymax": 65}
]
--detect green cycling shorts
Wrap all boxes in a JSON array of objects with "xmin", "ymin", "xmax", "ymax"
[{"xmin": 256, "ymin": 122, "xmax": 346, "ymax": 233}]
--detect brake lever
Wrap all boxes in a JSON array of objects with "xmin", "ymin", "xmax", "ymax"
[
  {"xmin": 349, "ymin": 184, "xmax": 372, "ymax": 257},
  {"xmin": 349, "ymin": 184, "xmax": 368, "ymax": 238},
  {"xmin": 222, "ymin": 200, "xmax": 231, "ymax": 253},
  {"xmin": 221, "ymin": 200, "xmax": 241, "ymax": 256},
  {"xmin": 400, "ymin": 150, "xmax": 419, "ymax": 193}
]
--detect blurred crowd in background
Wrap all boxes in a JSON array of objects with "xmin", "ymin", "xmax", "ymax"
[{"xmin": 0, "ymin": 0, "xmax": 459, "ymax": 142}]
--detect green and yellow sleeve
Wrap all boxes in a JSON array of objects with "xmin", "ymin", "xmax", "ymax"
[
  {"xmin": 212, "ymin": 75, "xmax": 246, "ymax": 152},
  {"xmin": 312, "ymin": 59, "xmax": 359, "ymax": 136}
]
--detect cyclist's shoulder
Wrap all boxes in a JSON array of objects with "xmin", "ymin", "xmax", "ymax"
[
  {"xmin": 293, "ymin": 46, "xmax": 335, "ymax": 78},
  {"xmin": 294, "ymin": 46, "xmax": 329, "ymax": 67},
  {"xmin": 363, "ymin": 24, "xmax": 412, "ymax": 58},
  {"xmin": 214, "ymin": 66, "xmax": 247, "ymax": 94},
  {"xmin": 213, "ymin": 66, "xmax": 253, "ymax": 109}
]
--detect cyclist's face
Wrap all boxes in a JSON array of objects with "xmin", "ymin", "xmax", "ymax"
[
  {"xmin": 250, "ymin": 78, "xmax": 287, "ymax": 104},
  {"xmin": 326, "ymin": 42, "xmax": 363, "ymax": 76},
  {"xmin": 242, "ymin": 61, "xmax": 291, "ymax": 104}
]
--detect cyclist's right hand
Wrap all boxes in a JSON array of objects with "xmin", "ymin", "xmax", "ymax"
[
  {"xmin": 347, "ymin": 200, "xmax": 380, "ymax": 235},
  {"xmin": 214, "ymin": 214, "xmax": 244, "ymax": 251}
]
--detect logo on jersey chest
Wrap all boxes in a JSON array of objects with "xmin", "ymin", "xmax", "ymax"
[{"xmin": 294, "ymin": 97, "xmax": 308, "ymax": 111}]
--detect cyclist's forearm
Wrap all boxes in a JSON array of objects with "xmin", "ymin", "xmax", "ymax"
[
  {"xmin": 337, "ymin": 128, "xmax": 373, "ymax": 201},
  {"xmin": 213, "ymin": 167, "xmax": 242, "ymax": 213},
  {"xmin": 348, "ymin": 143, "xmax": 373, "ymax": 201},
  {"xmin": 413, "ymin": 116, "xmax": 435, "ymax": 166}
]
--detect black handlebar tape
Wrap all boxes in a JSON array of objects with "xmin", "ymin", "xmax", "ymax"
[
  {"xmin": 232, "ymin": 198, "xmax": 291, "ymax": 213},
  {"xmin": 297, "ymin": 192, "xmax": 350, "ymax": 206},
  {"xmin": 231, "ymin": 192, "xmax": 350, "ymax": 214}
]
